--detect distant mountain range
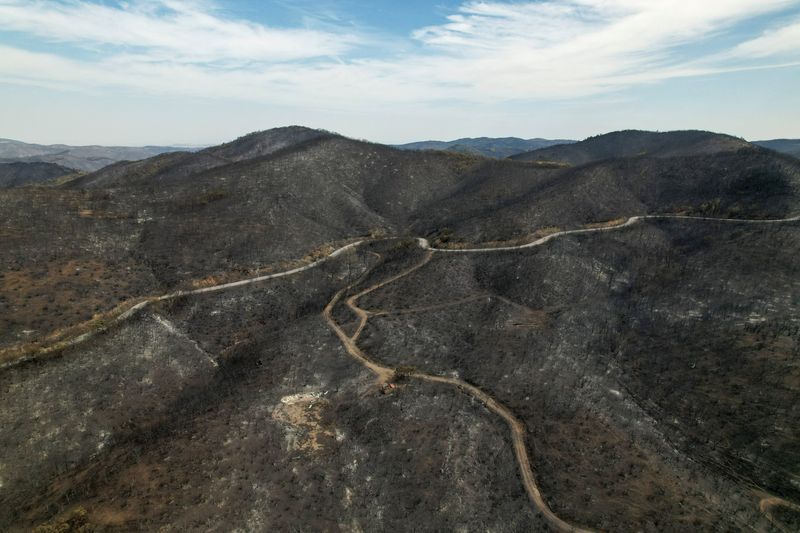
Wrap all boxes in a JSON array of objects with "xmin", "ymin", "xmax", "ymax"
[
  {"xmin": 511, "ymin": 130, "xmax": 752, "ymax": 164},
  {"xmin": 753, "ymin": 139, "xmax": 800, "ymax": 159},
  {"xmin": 395, "ymin": 137, "xmax": 575, "ymax": 158},
  {"xmin": 397, "ymin": 134, "xmax": 800, "ymax": 161},
  {"xmin": 0, "ymin": 138, "xmax": 192, "ymax": 172},
  {"xmin": 2, "ymin": 134, "xmax": 795, "ymax": 183}
]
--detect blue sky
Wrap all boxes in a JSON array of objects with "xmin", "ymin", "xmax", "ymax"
[{"xmin": 0, "ymin": 0, "xmax": 799, "ymax": 145}]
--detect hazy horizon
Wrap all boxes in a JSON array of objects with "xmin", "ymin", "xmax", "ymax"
[{"xmin": 2, "ymin": 126, "xmax": 797, "ymax": 150}]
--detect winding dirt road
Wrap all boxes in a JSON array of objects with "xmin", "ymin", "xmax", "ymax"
[
  {"xmin": 322, "ymin": 251, "xmax": 434, "ymax": 382},
  {"xmin": 10, "ymin": 212, "xmax": 796, "ymax": 371},
  {"xmin": 0, "ymin": 240, "xmax": 364, "ymax": 370},
  {"xmin": 324, "ymin": 212, "xmax": 800, "ymax": 532},
  {"xmin": 324, "ymin": 249, "xmax": 593, "ymax": 532},
  {"xmin": 6, "ymin": 212, "xmax": 800, "ymax": 529},
  {"xmin": 419, "ymin": 214, "xmax": 800, "ymax": 253}
]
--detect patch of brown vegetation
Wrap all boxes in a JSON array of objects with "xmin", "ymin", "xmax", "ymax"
[
  {"xmin": 522, "ymin": 160, "xmax": 572, "ymax": 169},
  {"xmin": 583, "ymin": 217, "xmax": 627, "ymax": 229},
  {"xmin": 444, "ymin": 152, "xmax": 484, "ymax": 173},
  {"xmin": 759, "ymin": 495, "xmax": 800, "ymax": 532},
  {"xmin": 0, "ymin": 259, "xmax": 153, "ymax": 349},
  {"xmin": 190, "ymin": 274, "xmax": 225, "ymax": 289},
  {"xmin": 435, "ymin": 226, "xmax": 565, "ymax": 250},
  {"xmin": 77, "ymin": 208, "xmax": 131, "ymax": 219},
  {"xmin": 0, "ymin": 295, "xmax": 152, "ymax": 365},
  {"xmin": 87, "ymin": 506, "xmax": 136, "ymax": 528},
  {"xmin": 34, "ymin": 507, "xmax": 91, "ymax": 533},
  {"xmin": 507, "ymin": 308, "xmax": 551, "ymax": 329},
  {"xmin": 531, "ymin": 407, "xmax": 723, "ymax": 530},
  {"xmin": 368, "ymin": 227, "xmax": 390, "ymax": 239},
  {"xmin": 531, "ymin": 226, "xmax": 563, "ymax": 238}
]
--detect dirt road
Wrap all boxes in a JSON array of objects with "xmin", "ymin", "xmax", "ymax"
[
  {"xmin": 420, "ymin": 214, "xmax": 800, "ymax": 253},
  {"xmin": 326, "ymin": 250, "xmax": 594, "ymax": 532},
  {"xmin": 326, "ymin": 212, "xmax": 800, "ymax": 531},
  {"xmin": 1, "ymin": 240, "xmax": 364, "ymax": 370},
  {"xmin": 6, "ymin": 212, "xmax": 800, "ymax": 528}
]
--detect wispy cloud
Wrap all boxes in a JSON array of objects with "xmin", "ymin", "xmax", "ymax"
[
  {"xmin": 727, "ymin": 18, "xmax": 800, "ymax": 59},
  {"xmin": 0, "ymin": 0, "xmax": 798, "ymax": 107},
  {"xmin": 407, "ymin": 0, "xmax": 800, "ymax": 98},
  {"xmin": 0, "ymin": 0, "xmax": 360, "ymax": 63}
]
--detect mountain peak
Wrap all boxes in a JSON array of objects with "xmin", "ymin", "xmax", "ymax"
[{"xmin": 202, "ymin": 126, "xmax": 339, "ymax": 162}]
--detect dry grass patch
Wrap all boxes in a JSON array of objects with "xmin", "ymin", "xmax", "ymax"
[
  {"xmin": 77, "ymin": 208, "xmax": 132, "ymax": 219},
  {"xmin": 583, "ymin": 217, "xmax": 628, "ymax": 229},
  {"xmin": 0, "ymin": 259, "xmax": 152, "ymax": 347},
  {"xmin": 1, "ymin": 238, "xmax": 357, "ymax": 365},
  {"xmin": 0, "ymin": 296, "xmax": 152, "ymax": 366},
  {"xmin": 435, "ymin": 226, "xmax": 565, "ymax": 250},
  {"xmin": 178, "ymin": 239, "xmax": 356, "ymax": 291}
]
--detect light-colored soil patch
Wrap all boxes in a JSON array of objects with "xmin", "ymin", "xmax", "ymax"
[{"xmin": 272, "ymin": 393, "xmax": 334, "ymax": 453}]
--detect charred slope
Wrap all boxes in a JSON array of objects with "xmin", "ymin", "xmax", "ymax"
[
  {"xmin": 59, "ymin": 132, "xmax": 501, "ymax": 288},
  {"xmin": 1, "ymin": 127, "xmax": 799, "ymax": 351},
  {"xmin": 511, "ymin": 130, "xmax": 751, "ymax": 165},
  {"xmin": 202, "ymin": 125, "xmax": 337, "ymax": 162},
  {"xmin": 0, "ymin": 131, "xmax": 498, "ymax": 346},
  {"xmin": 69, "ymin": 127, "xmax": 800, "ymax": 244},
  {"xmin": 67, "ymin": 126, "xmax": 336, "ymax": 188},
  {"xmin": 0, "ymin": 248, "xmax": 540, "ymax": 532},
  {"xmin": 2, "ymin": 126, "xmax": 800, "ymax": 531},
  {"xmin": 0, "ymin": 161, "xmax": 74, "ymax": 187},
  {"xmin": 413, "ymin": 147, "xmax": 800, "ymax": 242},
  {"xmin": 3, "ymin": 219, "xmax": 798, "ymax": 531},
  {"xmin": 357, "ymin": 219, "xmax": 800, "ymax": 531}
]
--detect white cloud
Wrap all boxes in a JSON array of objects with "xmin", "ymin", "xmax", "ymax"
[
  {"xmin": 728, "ymin": 19, "xmax": 800, "ymax": 58},
  {"xmin": 0, "ymin": 0, "xmax": 798, "ymax": 108},
  {"xmin": 0, "ymin": 0, "xmax": 359, "ymax": 63},
  {"xmin": 407, "ymin": 0, "xmax": 800, "ymax": 98}
]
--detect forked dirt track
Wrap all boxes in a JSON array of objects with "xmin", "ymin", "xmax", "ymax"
[
  {"xmin": 5, "ymin": 213, "xmax": 800, "ymax": 530},
  {"xmin": 324, "ymin": 250, "xmax": 594, "ymax": 533},
  {"xmin": 324, "ymin": 212, "xmax": 800, "ymax": 532},
  {"xmin": 6, "ymin": 212, "xmax": 798, "ymax": 372}
]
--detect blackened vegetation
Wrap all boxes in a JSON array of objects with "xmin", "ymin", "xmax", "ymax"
[
  {"xmin": 2, "ymin": 128, "xmax": 799, "ymax": 347},
  {"xmin": 1, "ymin": 127, "xmax": 799, "ymax": 531},
  {"xmin": 357, "ymin": 220, "xmax": 800, "ymax": 530},
  {"xmin": 2, "ymin": 249, "xmax": 538, "ymax": 531},
  {"xmin": 0, "ymin": 162, "xmax": 74, "ymax": 187}
]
